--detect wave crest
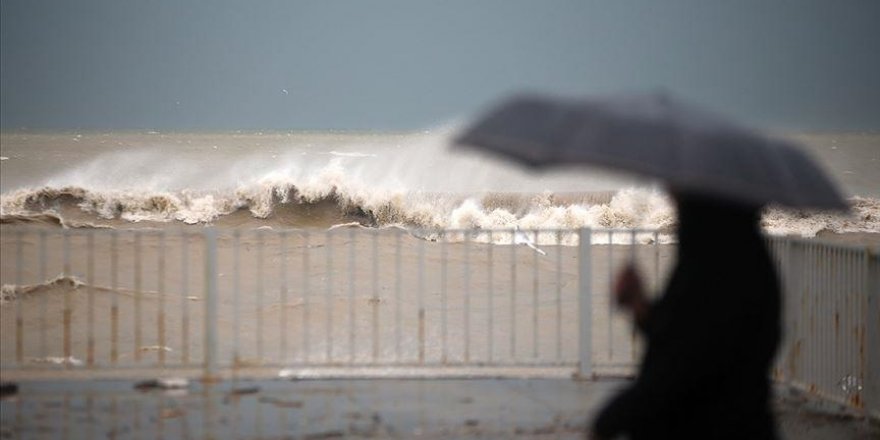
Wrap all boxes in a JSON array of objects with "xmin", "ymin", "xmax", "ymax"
[
  {"xmin": 2, "ymin": 178, "xmax": 878, "ymax": 239},
  {"xmin": 1, "ymin": 275, "xmax": 85, "ymax": 306}
]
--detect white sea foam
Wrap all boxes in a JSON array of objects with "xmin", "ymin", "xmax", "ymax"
[
  {"xmin": 761, "ymin": 196, "xmax": 880, "ymax": 237},
  {"xmin": 3, "ymin": 175, "xmax": 876, "ymax": 242},
  {"xmin": 1, "ymin": 274, "xmax": 85, "ymax": 306},
  {"xmin": 28, "ymin": 356, "xmax": 84, "ymax": 367},
  {"xmin": 327, "ymin": 151, "xmax": 377, "ymax": 158},
  {"xmin": 0, "ymin": 129, "xmax": 877, "ymax": 240}
]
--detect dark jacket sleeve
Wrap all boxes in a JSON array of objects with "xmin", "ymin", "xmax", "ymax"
[
  {"xmin": 593, "ymin": 384, "xmax": 645, "ymax": 438},
  {"xmin": 592, "ymin": 291, "xmax": 739, "ymax": 438}
]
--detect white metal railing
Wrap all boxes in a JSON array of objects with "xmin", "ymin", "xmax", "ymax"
[
  {"xmin": 1, "ymin": 227, "xmax": 669, "ymax": 375},
  {"xmin": 2, "ymin": 228, "xmax": 211, "ymax": 370},
  {"xmin": 767, "ymin": 237, "xmax": 879, "ymax": 418},
  {"xmin": 1, "ymin": 227, "xmax": 876, "ymax": 418}
]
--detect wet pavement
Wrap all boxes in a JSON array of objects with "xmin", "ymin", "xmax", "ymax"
[{"xmin": 1, "ymin": 378, "xmax": 877, "ymax": 439}]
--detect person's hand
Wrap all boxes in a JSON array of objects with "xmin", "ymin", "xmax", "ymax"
[
  {"xmin": 614, "ymin": 263, "xmax": 650, "ymax": 326},
  {"xmin": 614, "ymin": 263, "xmax": 645, "ymax": 311}
]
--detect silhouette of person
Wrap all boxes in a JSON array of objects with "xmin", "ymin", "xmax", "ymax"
[{"xmin": 590, "ymin": 193, "xmax": 780, "ymax": 440}]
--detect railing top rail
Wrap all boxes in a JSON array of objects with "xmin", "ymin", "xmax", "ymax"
[
  {"xmin": 2, "ymin": 224, "xmax": 876, "ymax": 253},
  {"xmin": 765, "ymin": 234, "xmax": 880, "ymax": 253}
]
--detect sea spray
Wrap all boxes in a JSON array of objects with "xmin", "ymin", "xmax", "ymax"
[{"xmin": 1, "ymin": 130, "xmax": 877, "ymax": 238}]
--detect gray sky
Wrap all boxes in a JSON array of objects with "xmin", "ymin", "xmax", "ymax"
[{"xmin": 2, "ymin": 0, "xmax": 878, "ymax": 131}]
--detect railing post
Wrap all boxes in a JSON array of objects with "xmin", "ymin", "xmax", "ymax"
[
  {"xmin": 866, "ymin": 248, "xmax": 880, "ymax": 419},
  {"xmin": 203, "ymin": 228, "xmax": 220, "ymax": 382},
  {"xmin": 778, "ymin": 238, "xmax": 794, "ymax": 383},
  {"xmin": 576, "ymin": 228, "xmax": 593, "ymax": 379},
  {"xmin": 784, "ymin": 240, "xmax": 801, "ymax": 384}
]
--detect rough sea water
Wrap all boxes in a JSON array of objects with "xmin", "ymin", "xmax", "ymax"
[{"xmin": 0, "ymin": 130, "xmax": 878, "ymax": 241}]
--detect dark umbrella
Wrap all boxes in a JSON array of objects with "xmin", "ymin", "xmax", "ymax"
[{"xmin": 455, "ymin": 92, "xmax": 848, "ymax": 210}]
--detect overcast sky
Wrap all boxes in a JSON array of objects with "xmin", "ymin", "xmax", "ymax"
[{"xmin": 2, "ymin": 0, "xmax": 878, "ymax": 131}]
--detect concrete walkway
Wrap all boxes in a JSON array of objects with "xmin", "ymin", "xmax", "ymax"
[{"xmin": 1, "ymin": 378, "xmax": 877, "ymax": 439}]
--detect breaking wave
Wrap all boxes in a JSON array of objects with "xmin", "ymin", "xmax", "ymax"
[
  {"xmin": 1, "ymin": 130, "xmax": 877, "ymax": 240},
  {"xmin": 0, "ymin": 171, "xmax": 674, "ymax": 230},
  {"xmin": 1, "ymin": 275, "xmax": 85, "ymax": 306},
  {"xmin": 761, "ymin": 196, "xmax": 879, "ymax": 237},
  {"xmin": 2, "ymin": 178, "xmax": 877, "ymax": 240}
]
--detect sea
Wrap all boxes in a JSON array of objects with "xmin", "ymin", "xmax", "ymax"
[{"xmin": 0, "ymin": 129, "xmax": 878, "ymax": 241}]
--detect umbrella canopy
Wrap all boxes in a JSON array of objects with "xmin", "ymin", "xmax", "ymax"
[{"xmin": 455, "ymin": 92, "xmax": 848, "ymax": 210}]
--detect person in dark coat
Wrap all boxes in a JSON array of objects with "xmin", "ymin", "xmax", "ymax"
[{"xmin": 590, "ymin": 192, "xmax": 781, "ymax": 440}]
